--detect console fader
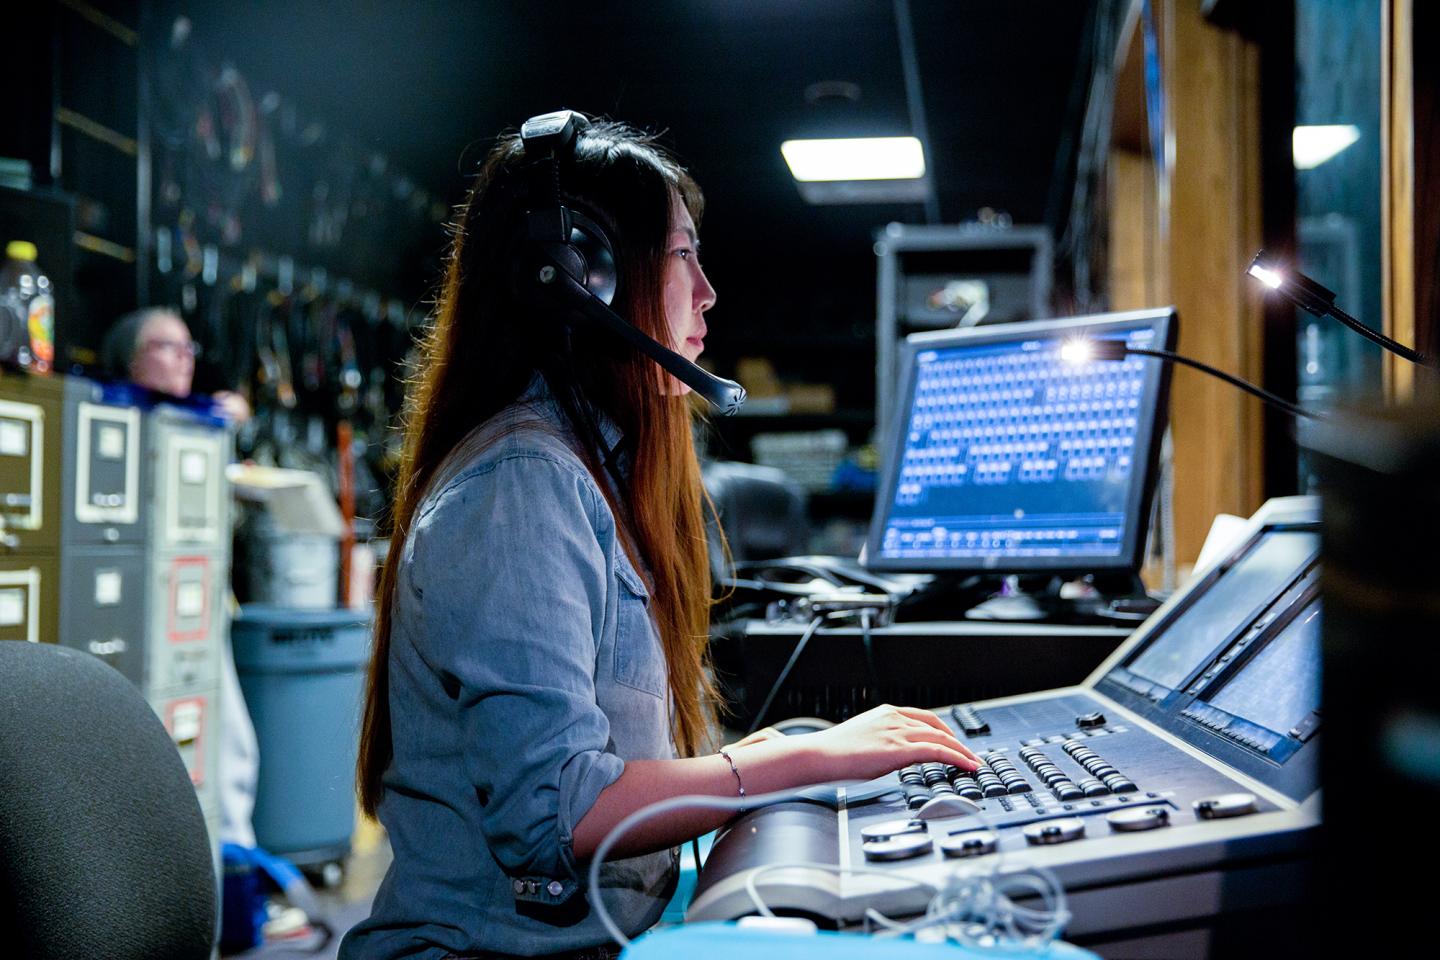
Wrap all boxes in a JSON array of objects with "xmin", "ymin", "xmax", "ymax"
[{"xmin": 690, "ymin": 498, "xmax": 1322, "ymax": 948}]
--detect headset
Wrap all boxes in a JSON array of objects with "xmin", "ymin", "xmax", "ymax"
[{"xmin": 512, "ymin": 109, "xmax": 746, "ymax": 416}]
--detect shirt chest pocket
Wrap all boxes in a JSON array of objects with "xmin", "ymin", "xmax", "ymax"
[{"xmin": 613, "ymin": 562, "xmax": 666, "ymax": 699}]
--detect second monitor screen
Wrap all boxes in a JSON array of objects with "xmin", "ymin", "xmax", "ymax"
[{"xmin": 871, "ymin": 312, "xmax": 1172, "ymax": 571}]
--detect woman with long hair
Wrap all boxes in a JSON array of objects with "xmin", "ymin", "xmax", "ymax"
[{"xmin": 340, "ymin": 114, "xmax": 980, "ymax": 960}]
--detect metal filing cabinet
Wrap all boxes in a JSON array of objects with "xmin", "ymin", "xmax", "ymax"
[
  {"xmin": 0, "ymin": 372, "xmax": 64, "ymax": 553},
  {"xmin": 147, "ymin": 404, "xmax": 230, "ymax": 555},
  {"xmin": 0, "ymin": 557, "xmax": 57, "ymax": 645},
  {"xmin": 0, "ymin": 371, "xmax": 63, "ymax": 646},
  {"xmin": 57, "ymin": 378, "xmax": 148, "ymax": 682},
  {"xmin": 154, "ymin": 685, "xmax": 221, "ymax": 816},
  {"xmin": 146, "ymin": 552, "xmax": 227, "ymax": 691},
  {"xmin": 142, "ymin": 401, "xmax": 232, "ymax": 694},
  {"xmin": 58, "ymin": 549, "xmax": 147, "ymax": 682},
  {"xmin": 142, "ymin": 400, "xmax": 232, "ymax": 835},
  {"xmin": 61, "ymin": 379, "xmax": 144, "ymax": 546}
]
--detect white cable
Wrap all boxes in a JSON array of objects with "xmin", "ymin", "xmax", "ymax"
[
  {"xmin": 585, "ymin": 781, "xmax": 1071, "ymax": 951},
  {"xmin": 586, "ymin": 786, "xmax": 848, "ymax": 947}
]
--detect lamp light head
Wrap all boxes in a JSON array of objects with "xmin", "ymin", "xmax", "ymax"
[
  {"xmin": 1246, "ymin": 250, "xmax": 1339, "ymax": 317},
  {"xmin": 1059, "ymin": 338, "xmax": 1093, "ymax": 365},
  {"xmin": 1061, "ymin": 338, "xmax": 1128, "ymax": 365}
]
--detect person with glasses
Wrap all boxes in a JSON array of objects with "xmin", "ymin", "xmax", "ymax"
[{"xmin": 101, "ymin": 306, "xmax": 251, "ymax": 422}]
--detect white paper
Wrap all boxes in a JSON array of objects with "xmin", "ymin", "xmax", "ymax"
[
  {"xmin": 94, "ymin": 570, "xmax": 122, "ymax": 606},
  {"xmin": 97, "ymin": 424, "xmax": 126, "ymax": 460},
  {"xmin": 175, "ymin": 581, "xmax": 205, "ymax": 618},
  {"xmin": 0, "ymin": 588, "xmax": 23, "ymax": 626},
  {"xmin": 0, "ymin": 420, "xmax": 27, "ymax": 457},
  {"xmin": 180, "ymin": 451, "xmax": 208, "ymax": 485}
]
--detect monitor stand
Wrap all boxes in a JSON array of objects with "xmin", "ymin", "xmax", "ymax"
[
  {"xmin": 966, "ymin": 575, "xmax": 1049, "ymax": 621},
  {"xmin": 893, "ymin": 572, "xmax": 1160, "ymax": 625}
]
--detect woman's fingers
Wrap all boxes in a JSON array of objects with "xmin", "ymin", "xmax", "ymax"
[
  {"xmin": 894, "ymin": 707, "xmax": 983, "ymax": 764},
  {"xmin": 907, "ymin": 741, "xmax": 978, "ymax": 770},
  {"xmin": 903, "ymin": 726, "xmax": 982, "ymax": 769}
]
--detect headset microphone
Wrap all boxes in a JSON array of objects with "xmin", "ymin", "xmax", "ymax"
[
  {"xmin": 516, "ymin": 110, "xmax": 746, "ymax": 416},
  {"xmin": 530, "ymin": 257, "xmax": 747, "ymax": 415}
]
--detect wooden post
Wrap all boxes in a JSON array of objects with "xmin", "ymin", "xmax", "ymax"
[
  {"xmin": 1383, "ymin": 0, "xmax": 1416, "ymax": 401},
  {"xmin": 1160, "ymin": 0, "xmax": 1265, "ymax": 568}
]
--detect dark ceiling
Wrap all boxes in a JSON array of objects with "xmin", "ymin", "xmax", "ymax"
[{"xmin": 186, "ymin": 0, "xmax": 1096, "ymax": 405}]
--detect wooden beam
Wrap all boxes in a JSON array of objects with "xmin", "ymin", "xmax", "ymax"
[
  {"xmin": 1162, "ymin": 0, "xmax": 1265, "ymax": 567},
  {"xmin": 1383, "ymin": 0, "xmax": 1416, "ymax": 400},
  {"xmin": 1415, "ymin": 1, "xmax": 1440, "ymax": 360}
]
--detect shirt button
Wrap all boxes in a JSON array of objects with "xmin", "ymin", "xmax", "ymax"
[
  {"xmin": 548, "ymin": 880, "xmax": 564, "ymax": 897},
  {"xmin": 526, "ymin": 880, "xmax": 539, "ymax": 895},
  {"xmin": 513, "ymin": 879, "xmax": 526, "ymax": 895}
]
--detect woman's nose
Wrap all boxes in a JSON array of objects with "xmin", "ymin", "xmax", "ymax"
[{"xmin": 696, "ymin": 267, "xmax": 717, "ymax": 312}]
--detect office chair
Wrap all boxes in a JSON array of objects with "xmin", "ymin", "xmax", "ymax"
[
  {"xmin": 702, "ymin": 460, "xmax": 811, "ymax": 580},
  {"xmin": 0, "ymin": 641, "xmax": 217, "ymax": 960}
]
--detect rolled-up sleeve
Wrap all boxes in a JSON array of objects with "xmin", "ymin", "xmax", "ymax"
[{"xmin": 406, "ymin": 452, "xmax": 624, "ymax": 901}]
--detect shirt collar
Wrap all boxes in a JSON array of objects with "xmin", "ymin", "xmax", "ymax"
[{"xmin": 520, "ymin": 371, "xmax": 626, "ymax": 463}]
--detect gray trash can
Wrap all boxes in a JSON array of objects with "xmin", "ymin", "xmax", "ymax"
[{"xmin": 231, "ymin": 606, "xmax": 370, "ymax": 867}]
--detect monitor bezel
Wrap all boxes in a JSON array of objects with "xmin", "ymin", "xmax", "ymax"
[{"xmin": 863, "ymin": 307, "xmax": 1178, "ymax": 575}]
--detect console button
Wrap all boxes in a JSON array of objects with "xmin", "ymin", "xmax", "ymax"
[
  {"xmin": 863, "ymin": 833, "xmax": 934, "ymax": 861},
  {"xmin": 939, "ymin": 830, "xmax": 999, "ymax": 858},
  {"xmin": 1108, "ymin": 806, "xmax": 1170, "ymax": 832},
  {"xmin": 1193, "ymin": 792, "xmax": 1259, "ymax": 819},
  {"xmin": 1024, "ymin": 817, "xmax": 1086, "ymax": 845},
  {"xmin": 1076, "ymin": 711, "xmax": 1107, "ymax": 728},
  {"xmin": 861, "ymin": 818, "xmax": 926, "ymax": 842}
]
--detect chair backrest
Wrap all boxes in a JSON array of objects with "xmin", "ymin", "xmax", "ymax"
[
  {"xmin": 0, "ymin": 641, "xmax": 217, "ymax": 960},
  {"xmin": 702, "ymin": 461, "xmax": 810, "ymax": 577}
]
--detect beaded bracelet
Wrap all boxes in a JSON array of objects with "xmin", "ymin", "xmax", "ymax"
[{"xmin": 718, "ymin": 749, "xmax": 747, "ymax": 809}]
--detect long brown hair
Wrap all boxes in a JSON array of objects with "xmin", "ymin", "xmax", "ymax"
[{"xmin": 356, "ymin": 119, "xmax": 719, "ymax": 816}]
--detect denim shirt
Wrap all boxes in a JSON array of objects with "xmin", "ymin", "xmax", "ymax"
[{"xmin": 341, "ymin": 377, "xmax": 678, "ymax": 959}]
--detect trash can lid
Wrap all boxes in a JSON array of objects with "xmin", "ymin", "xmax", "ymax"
[
  {"xmin": 234, "ymin": 605, "xmax": 370, "ymax": 629},
  {"xmin": 232, "ymin": 605, "xmax": 373, "ymax": 673}
]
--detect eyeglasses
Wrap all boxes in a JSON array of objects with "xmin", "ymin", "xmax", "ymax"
[{"xmin": 140, "ymin": 338, "xmax": 203, "ymax": 360}]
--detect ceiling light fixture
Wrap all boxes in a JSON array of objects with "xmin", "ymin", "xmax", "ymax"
[
  {"xmin": 1292, "ymin": 124, "xmax": 1361, "ymax": 170},
  {"xmin": 780, "ymin": 137, "xmax": 926, "ymax": 182}
]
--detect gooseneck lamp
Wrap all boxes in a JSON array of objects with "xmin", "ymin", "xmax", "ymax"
[
  {"xmin": 1247, "ymin": 250, "xmax": 1436, "ymax": 368},
  {"xmin": 1061, "ymin": 338, "xmax": 1320, "ymax": 421}
]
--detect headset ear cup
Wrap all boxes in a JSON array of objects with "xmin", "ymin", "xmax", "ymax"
[{"xmin": 567, "ymin": 210, "xmax": 618, "ymax": 306}]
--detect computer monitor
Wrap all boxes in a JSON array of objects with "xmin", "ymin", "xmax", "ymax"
[{"xmin": 864, "ymin": 308, "xmax": 1177, "ymax": 579}]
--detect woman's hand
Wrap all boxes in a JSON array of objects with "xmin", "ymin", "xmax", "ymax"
[
  {"xmin": 721, "ymin": 726, "xmax": 786, "ymax": 752},
  {"xmin": 800, "ymin": 704, "xmax": 982, "ymax": 782}
]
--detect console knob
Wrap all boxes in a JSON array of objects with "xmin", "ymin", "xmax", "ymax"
[
  {"xmin": 1108, "ymin": 806, "xmax": 1171, "ymax": 832},
  {"xmin": 1024, "ymin": 817, "xmax": 1086, "ymax": 845},
  {"xmin": 860, "ymin": 818, "xmax": 926, "ymax": 842},
  {"xmin": 1193, "ymin": 792, "xmax": 1259, "ymax": 820},
  {"xmin": 1076, "ymin": 711, "xmax": 1107, "ymax": 729},
  {"xmin": 862, "ymin": 833, "xmax": 934, "ymax": 861},
  {"xmin": 939, "ymin": 830, "xmax": 999, "ymax": 858}
]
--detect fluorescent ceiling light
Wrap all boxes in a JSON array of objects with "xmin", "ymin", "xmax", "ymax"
[
  {"xmin": 780, "ymin": 137, "xmax": 926, "ymax": 182},
  {"xmin": 1293, "ymin": 125, "xmax": 1361, "ymax": 170}
]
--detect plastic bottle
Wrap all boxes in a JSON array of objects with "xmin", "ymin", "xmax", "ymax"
[{"xmin": 0, "ymin": 241, "xmax": 55, "ymax": 374}]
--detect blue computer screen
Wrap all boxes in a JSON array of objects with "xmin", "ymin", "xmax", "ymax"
[
  {"xmin": 1206, "ymin": 600, "xmax": 1322, "ymax": 737},
  {"xmin": 871, "ymin": 316, "xmax": 1168, "ymax": 569},
  {"xmin": 1124, "ymin": 530, "xmax": 1320, "ymax": 692}
]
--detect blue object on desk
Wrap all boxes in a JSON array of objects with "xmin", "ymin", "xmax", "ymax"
[
  {"xmin": 660, "ymin": 831, "xmax": 716, "ymax": 923},
  {"xmin": 623, "ymin": 922, "xmax": 1101, "ymax": 960}
]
